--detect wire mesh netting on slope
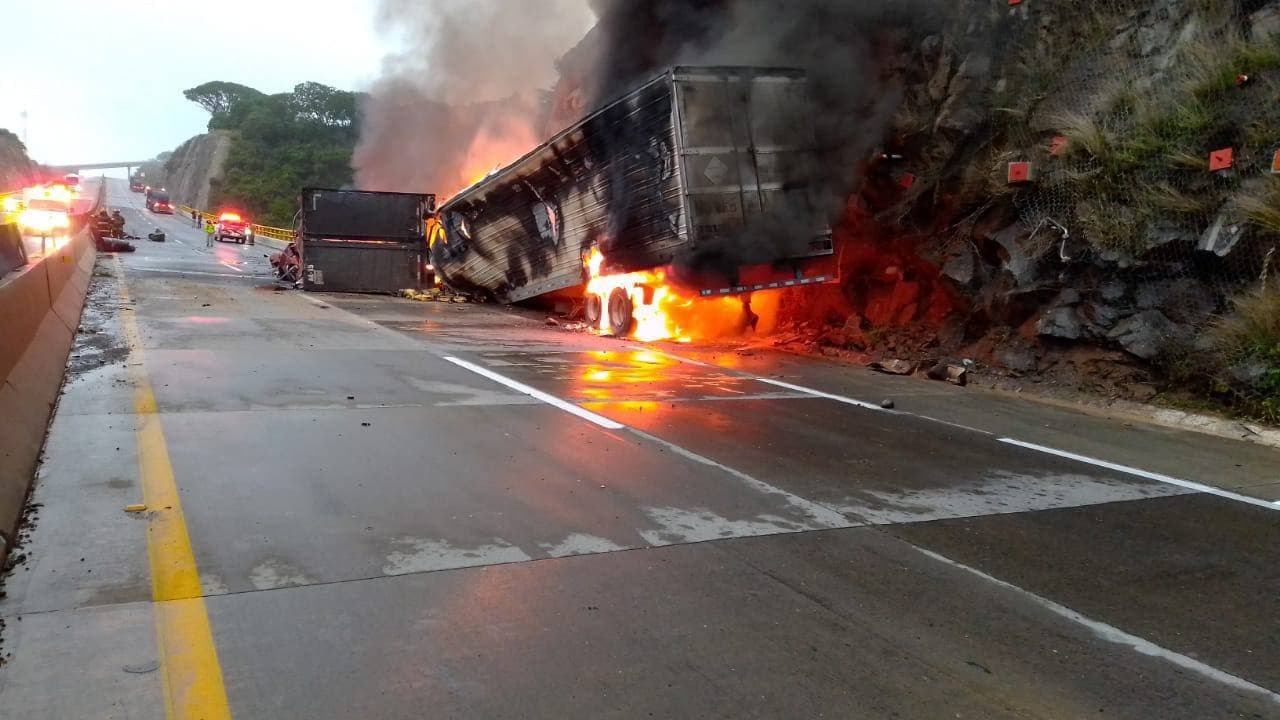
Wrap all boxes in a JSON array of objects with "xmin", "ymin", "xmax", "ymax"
[{"xmin": 897, "ymin": 0, "xmax": 1280, "ymax": 417}]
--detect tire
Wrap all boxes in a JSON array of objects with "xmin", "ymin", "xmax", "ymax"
[
  {"xmin": 584, "ymin": 293, "xmax": 602, "ymax": 326},
  {"xmin": 606, "ymin": 287, "xmax": 634, "ymax": 336}
]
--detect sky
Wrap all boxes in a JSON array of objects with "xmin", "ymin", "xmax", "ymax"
[{"xmin": 0, "ymin": 0, "xmax": 392, "ymax": 171}]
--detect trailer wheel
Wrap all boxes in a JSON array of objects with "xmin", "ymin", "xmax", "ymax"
[
  {"xmin": 606, "ymin": 287, "xmax": 634, "ymax": 336},
  {"xmin": 584, "ymin": 293, "xmax": 602, "ymax": 327}
]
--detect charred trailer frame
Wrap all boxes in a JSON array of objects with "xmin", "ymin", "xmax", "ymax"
[
  {"xmin": 298, "ymin": 187, "xmax": 437, "ymax": 294},
  {"xmin": 434, "ymin": 66, "xmax": 835, "ymax": 305}
]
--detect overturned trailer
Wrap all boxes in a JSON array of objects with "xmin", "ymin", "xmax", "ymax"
[
  {"xmin": 298, "ymin": 187, "xmax": 436, "ymax": 294},
  {"xmin": 434, "ymin": 66, "xmax": 837, "ymax": 327}
]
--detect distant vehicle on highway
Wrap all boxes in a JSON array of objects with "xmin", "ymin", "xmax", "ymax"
[
  {"xmin": 62, "ymin": 173, "xmax": 80, "ymax": 190},
  {"xmin": 145, "ymin": 187, "xmax": 173, "ymax": 214},
  {"xmin": 213, "ymin": 212, "xmax": 253, "ymax": 244},
  {"xmin": 129, "ymin": 176, "xmax": 145, "ymax": 193},
  {"xmin": 18, "ymin": 197, "xmax": 71, "ymax": 240}
]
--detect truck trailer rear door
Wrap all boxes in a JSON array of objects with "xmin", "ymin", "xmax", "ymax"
[{"xmin": 673, "ymin": 68, "xmax": 832, "ymax": 261}]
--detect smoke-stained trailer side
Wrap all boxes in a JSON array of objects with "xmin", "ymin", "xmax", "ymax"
[{"xmin": 434, "ymin": 66, "xmax": 835, "ymax": 307}]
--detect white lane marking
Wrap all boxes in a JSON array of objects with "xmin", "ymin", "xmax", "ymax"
[
  {"xmin": 915, "ymin": 415, "xmax": 995, "ymax": 436},
  {"xmin": 173, "ymin": 239, "xmax": 184, "ymax": 245},
  {"xmin": 628, "ymin": 428, "xmax": 851, "ymax": 528},
  {"xmin": 666, "ymin": 343, "xmax": 1273, "ymax": 509},
  {"xmin": 219, "ymin": 261, "xmax": 243, "ymax": 273},
  {"xmin": 1000, "ymin": 438, "xmax": 1279, "ymax": 511},
  {"xmin": 443, "ymin": 356, "xmax": 625, "ymax": 430},
  {"xmin": 299, "ymin": 293, "xmax": 330, "ymax": 308},
  {"xmin": 756, "ymin": 378, "xmax": 885, "ymax": 411},
  {"xmin": 915, "ymin": 546, "xmax": 1280, "ymax": 705}
]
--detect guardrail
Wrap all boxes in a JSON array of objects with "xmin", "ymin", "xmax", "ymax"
[{"xmin": 175, "ymin": 203, "xmax": 294, "ymax": 242}]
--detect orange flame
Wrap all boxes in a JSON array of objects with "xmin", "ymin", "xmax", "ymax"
[
  {"xmin": 454, "ymin": 114, "xmax": 540, "ymax": 198},
  {"xmin": 584, "ymin": 247, "xmax": 775, "ymax": 343}
]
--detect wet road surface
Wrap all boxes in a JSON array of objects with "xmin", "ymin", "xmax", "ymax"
[{"xmin": 1, "ymin": 179, "xmax": 1278, "ymax": 718}]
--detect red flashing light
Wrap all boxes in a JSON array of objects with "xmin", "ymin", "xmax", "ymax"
[{"xmin": 219, "ymin": 212, "xmax": 243, "ymax": 222}]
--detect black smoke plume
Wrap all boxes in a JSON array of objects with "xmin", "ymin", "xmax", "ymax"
[{"xmin": 577, "ymin": 0, "xmax": 949, "ymax": 275}]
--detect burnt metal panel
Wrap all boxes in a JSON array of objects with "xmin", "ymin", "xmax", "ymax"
[
  {"xmin": 436, "ymin": 72, "xmax": 682, "ymax": 303},
  {"xmin": 674, "ymin": 69, "xmax": 831, "ymax": 261}
]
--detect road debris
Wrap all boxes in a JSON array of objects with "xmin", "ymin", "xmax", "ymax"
[
  {"xmin": 881, "ymin": 399, "xmax": 896, "ymax": 409},
  {"xmin": 124, "ymin": 504, "xmax": 147, "ymax": 513},
  {"xmin": 926, "ymin": 362, "xmax": 968, "ymax": 386},
  {"xmin": 400, "ymin": 288, "xmax": 474, "ymax": 304},
  {"xmin": 869, "ymin": 359, "xmax": 917, "ymax": 376}
]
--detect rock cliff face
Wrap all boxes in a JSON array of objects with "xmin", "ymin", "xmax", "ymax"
[
  {"xmin": 159, "ymin": 130, "xmax": 232, "ymax": 209},
  {"xmin": 784, "ymin": 0, "xmax": 1280, "ymax": 409}
]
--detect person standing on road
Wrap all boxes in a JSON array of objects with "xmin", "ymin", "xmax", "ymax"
[
  {"xmin": 205, "ymin": 219, "xmax": 216, "ymax": 247},
  {"xmin": 192, "ymin": 209, "xmax": 200, "ymax": 228}
]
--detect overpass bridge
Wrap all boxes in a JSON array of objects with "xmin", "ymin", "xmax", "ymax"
[{"xmin": 47, "ymin": 160, "xmax": 153, "ymax": 175}]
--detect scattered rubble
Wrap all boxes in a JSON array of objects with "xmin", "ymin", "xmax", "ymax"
[
  {"xmin": 1108, "ymin": 310, "xmax": 1180, "ymax": 361},
  {"xmin": 400, "ymin": 288, "xmax": 473, "ymax": 303},
  {"xmin": 926, "ymin": 363, "xmax": 968, "ymax": 387},
  {"xmin": 869, "ymin": 359, "xmax": 917, "ymax": 376}
]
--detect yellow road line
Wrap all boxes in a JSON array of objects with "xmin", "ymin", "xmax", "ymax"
[{"xmin": 113, "ymin": 255, "xmax": 233, "ymax": 720}]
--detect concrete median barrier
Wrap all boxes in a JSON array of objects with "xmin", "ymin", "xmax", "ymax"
[
  {"xmin": 0, "ymin": 224, "xmax": 25, "ymax": 274},
  {"xmin": 0, "ymin": 226, "xmax": 96, "ymax": 559}
]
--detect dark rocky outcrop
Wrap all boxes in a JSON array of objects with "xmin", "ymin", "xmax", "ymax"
[{"xmin": 779, "ymin": 0, "xmax": 1280, "ymax": 403}]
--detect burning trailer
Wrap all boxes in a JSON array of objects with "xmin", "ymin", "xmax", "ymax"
[{"xmin": 433, "ymin": 66, "xmax": 837, "ymax": 339}]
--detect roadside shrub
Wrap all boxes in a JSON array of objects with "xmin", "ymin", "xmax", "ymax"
[{"xmin": 1204, "ymin": 284, "xmax": 1280, "ymax": 421}]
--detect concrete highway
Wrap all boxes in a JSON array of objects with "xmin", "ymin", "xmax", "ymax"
[{"xmin": 1, "ymin": 179, "xmax": 1278, "ymax": 718}]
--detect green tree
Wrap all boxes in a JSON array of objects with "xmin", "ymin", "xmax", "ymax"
[{"xmin": 183, "ymin": 81, "xmax": 266, "ymax": 128}]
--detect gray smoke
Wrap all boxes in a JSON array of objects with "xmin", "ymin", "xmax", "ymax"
[
  {"xmin": 354, "ymin": 0, "xmax": 595, "ymax": 197},
  {"xmin": 586, "ymin": 0, "xmax": 947, "ymax": 202}
]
